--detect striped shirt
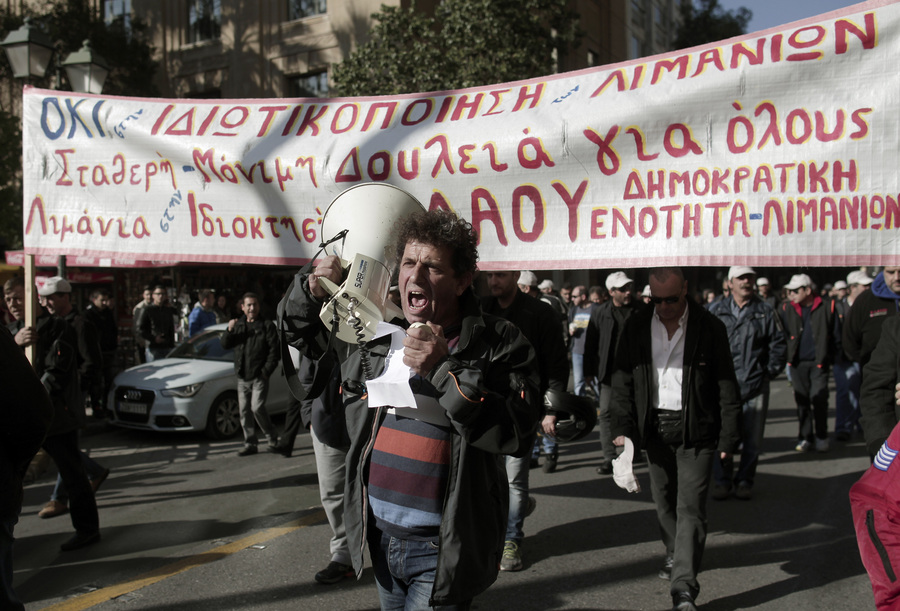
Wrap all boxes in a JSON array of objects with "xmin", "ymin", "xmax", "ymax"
[{"xmin": 368, "ymin": 330, "xmax": 459, "ymax": 541}]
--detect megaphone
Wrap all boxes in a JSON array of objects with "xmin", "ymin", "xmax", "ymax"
[{"xmin": 317, "ymin": 183, "xmax": 425, "ymax": 344}]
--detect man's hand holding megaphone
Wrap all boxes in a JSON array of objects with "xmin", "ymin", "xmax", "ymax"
[{"xmin": 308, "ymin": 255, "xmax": 345, "ymax": 300}]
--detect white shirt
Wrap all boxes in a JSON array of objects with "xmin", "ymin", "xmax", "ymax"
[{"xmin": 650, "ymin": 305, "xmax": 688, "ymax": 411}]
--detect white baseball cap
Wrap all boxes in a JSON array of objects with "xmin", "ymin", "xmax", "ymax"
[
  {"xmin": 37, "ymin": 276, "xmax": 72, "ymax": 296},
  {"xmin": 517, "ymin": 271, "xmax": 538, "ymax": 287},
  {"xmin": 641, "ymin": 285, "xmax": 651, "ymax": 297},
  {"xmin": 605, "ymin": 271, "xmax": 633, "ymax": 291},
  {"xmin": 537, "ymin": 279, "xmax": 554, "ymax": 291},
  {"xmin": 756, "ymin": 277, "xmax": 770, "ymax": 287},
  {"xmin": 784, "ymin": 274, "xmax": 812, "ymax": 290},
  {"xmin": 847, "ymin": 270, "xmax": 873, "ymax": 286},
  {"xmin": 727, "ymin": 266, "xmax": 756, "ymax": 280},
  {"xmin": 833, "ymin": 280, "xmax": 848, "ymax": 290}
]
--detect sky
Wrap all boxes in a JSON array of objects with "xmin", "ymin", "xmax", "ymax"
[{"xmin": 716, "ymin": 0, "xmax": 871, "ymax": 34}]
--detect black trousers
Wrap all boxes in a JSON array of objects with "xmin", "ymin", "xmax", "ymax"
[
  {"xmin": 790, "ymin": 361, "xmax": 829, "ymax": 442},
  {"xmin": 42, "ymin": 430, "xmax": 99, "ymax": 535}
]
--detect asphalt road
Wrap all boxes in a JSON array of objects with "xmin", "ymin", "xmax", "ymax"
[{"xmin": 13, "ymin": 377, "xmax": 875, "ymax": 611}]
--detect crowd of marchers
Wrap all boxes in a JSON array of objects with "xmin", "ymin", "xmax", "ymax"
[{"xmin": 3, "ymin": 240, "xmax": 899, "ymax": 611}]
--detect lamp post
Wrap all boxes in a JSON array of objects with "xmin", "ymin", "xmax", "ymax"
[
  {"xmin": 1, "ymin": 19, "xmax": 110, "ymax": 278},
  {"xmin": 0, "ymin": 19, "xmax": 110, "ymax": 93}
]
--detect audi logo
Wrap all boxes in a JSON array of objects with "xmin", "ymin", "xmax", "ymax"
[{"xmin": 125, "ymin": 390, "xmax": 142, "ymax": 401}]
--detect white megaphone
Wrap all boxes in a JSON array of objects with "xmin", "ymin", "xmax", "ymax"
[{"xmin": 317, "ymin": 183, "xmax": 426, "ymax": 344}]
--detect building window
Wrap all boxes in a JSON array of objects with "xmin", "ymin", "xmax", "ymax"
[
  {"xmin": 104, "ymin": 0, "xmax": 131, "ymax": 33},
  {"xmin": 630, "ymin": 35, "xmax": 645, "ymax": 59},
  {"xmin": 287, "ymin": 70, "xmax": 328, "ymax": 98},
  {"xmin": 289, "ymin": 0, "xmax": 327, "ymax": 21},
  {"xmin": 188, "ymin": 0, "xmax": 222, "ymax": 44},
  {"xmin": 631, "ymin": 0, "xmax": 646, "ymax": 28}
]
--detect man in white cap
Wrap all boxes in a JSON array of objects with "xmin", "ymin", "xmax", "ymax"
[
  {"xmin": 584, "ymin": 271, "xmax": 640, "ymax": 474},
  {"xmin": 707, "ymin": 267, "xmax": 785, "ymax": 500},
  {"xmin": 519, "ymin": 271, "xmax": 567, "ymax": 345},
  {"xmin": 756, "ymin": 277, "xmax": 778, "ymax": 309},
  {"xmin": 779, "ymin": 273, "xmax": 836, "ymax": 452},
  {"xmin": 641, "ymin": 284, "xmax": 652, "ymax": 305}
]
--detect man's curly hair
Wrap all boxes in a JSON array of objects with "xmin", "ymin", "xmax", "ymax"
[{"xmin": 393, "ymin": 210, "xmax": 479, "ymax": 277}]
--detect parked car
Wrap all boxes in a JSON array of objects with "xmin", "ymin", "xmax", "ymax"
[{"xmin": 108, "ymin": 323, "xmax": 292, "ymax": 439}]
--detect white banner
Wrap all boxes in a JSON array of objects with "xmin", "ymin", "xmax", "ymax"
[{"xmin": 22, "ymin": 0, "xmax": 900, "ymax": 269}]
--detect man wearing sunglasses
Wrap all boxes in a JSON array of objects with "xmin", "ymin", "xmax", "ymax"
[
  {"xmin": 779, "ymin": 273, "xmax": 836, "ymax": 453},
  {"xmin": 610, "ymin": 267, "xmax": 741, "ymax": 611}
]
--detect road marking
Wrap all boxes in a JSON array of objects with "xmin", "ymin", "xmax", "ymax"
[{"xmin": 40, "ymin": 509, "xmax": 327, "ymax": 611}]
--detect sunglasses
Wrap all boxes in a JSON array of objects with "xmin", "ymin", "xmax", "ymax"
[{"xmin": 649, "ymin": 295, "xmax": 681, "ymax": 305}]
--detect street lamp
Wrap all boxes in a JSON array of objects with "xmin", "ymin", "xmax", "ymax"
[
  {"xmin": 61, "ymin": 40, "xmax": 109, "ymax": 95},
  {"xmin": 0, "ymin": 19, "xmax": 109, "ymax": 94}
]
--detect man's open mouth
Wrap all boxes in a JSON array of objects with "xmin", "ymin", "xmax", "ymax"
[{"xmin": 408, "ymin": 290, "xmax": 429, "ymax": 312}]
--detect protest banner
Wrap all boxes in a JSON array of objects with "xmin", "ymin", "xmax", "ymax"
[{"xmin": 21, "ymin": 0, "xmax": 900, "ymax": 269}]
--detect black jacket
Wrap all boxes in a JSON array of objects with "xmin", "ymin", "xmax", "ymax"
[
  {"xmin": 583, "ymin": 300, "xmax": 641, "ymax": 385},
  {"xmin": 84, "ymin": 304, "xmax": 118, "ymax": 353},
  {"xmin": 610, "ymin": 301, "xmax": 742, "ymax": 453},
  {"xmin": 139, "ymin": 304, "xmax": 177, "ymax": 350},
  {"xmin": 1, "ymin": 326, "xmax": 52, "ymax": 521},
  {"xmin": 860, "ymin": 316, "xmax": 900, "ymax": 456},
  {"xmin": 8, "ymin": 315, "xmax": 82, "ymax": 436},
  {"xmin": 64, "ymin": 308, "xmax": 102, "ymax": 385},
  {"xmin": 843, "ymin": 278, "xmax": 900, "ymax": 366},
  {"xmin": 707, "ymin": 297, "xmax": 786, "ymax": 401},
  {"xmin": 282, "ymin": 277, "xmax": 540, "ymax": 606},
  {"xmin": 779, "ymin": 297, "xmax": 835, "ymax": 367},
  {"xmin": 221, "ymin": 317, "xmax": 280, "ymax": 380},
  {"xmin": 481, "ymin": 290, "xmax": 568, "ymax": 396}
]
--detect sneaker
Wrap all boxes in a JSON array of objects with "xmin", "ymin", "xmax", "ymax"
[
  {"xmin": 542, "ymin": 454, "xmax": 558, "ymax": 473},
  {"xmin": 795, "ymin": 440, "xmax": 811, "ymax": 452},
  {"xmin": 815, "ymin": 437, "xmax": 830, "ymax": 453},
  {"xmin": 525, "ymin": 496, "xmax": 537, "ymax": 518},
  {"xmin": 735, "ymin": 482, "xmax": 753, "ymax": 500},
  {"xmin": 314, "ymin": 561, "xmax": 353, "ymax": 585},
  {"xmin": 500, "ymin": 540, "xmax": 523, "ymax": 572},
  {"xmin": 711, "ymin": 483, "xmax": 732, "ymax": 500},
  {"xmin": 237, "ymin": 445, "xmax": 258, "ymax": 457},
  {"xmin": 658, "ymin": 554, "xmax": 673, "ymax": 580},
  {"xmin": 38, "ymin": 500, "xmax": 69, "ymax": 519}
]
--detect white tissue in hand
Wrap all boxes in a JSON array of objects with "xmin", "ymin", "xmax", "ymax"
[{"xmin": 612, "ymin": 437, "xmax": 641, "ymax": 493}]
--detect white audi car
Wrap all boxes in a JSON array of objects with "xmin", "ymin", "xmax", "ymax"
[{"xmin": 108, "ymin": 323, "xmax": 293, "ymax": 439}]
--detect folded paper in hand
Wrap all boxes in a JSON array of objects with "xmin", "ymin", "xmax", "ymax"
[{"xmin": 366, "ymin": 322, "xmax": 416, "ymax": 409}]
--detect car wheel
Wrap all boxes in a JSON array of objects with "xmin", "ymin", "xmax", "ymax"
[{"xmin": 205, "ymin": 392, "xmax": 241, "ymax": 440}]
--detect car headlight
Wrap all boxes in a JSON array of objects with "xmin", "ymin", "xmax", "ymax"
[{"xmin": 161, "ymin": 383, "xmax": 204, "ymax": 398}]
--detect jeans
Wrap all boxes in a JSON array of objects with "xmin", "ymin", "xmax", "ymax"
[
  {"xmin": 714, "ymin": 384, "xmax": 769, "ymax": 488},
  {"xmin": 237, "ymin": 377, "xmax": 276, "ymax": 446},
  {"xmin": 1, "ymin": 518, "xmax": 24, "ymax": 611},
  {"xmin": 790, "ymin": 362, "xmax": 830, "ymax": 442},
  {"xmin": 371, "ymin": 529, "xmax": 471, "ymax": 611},
  {"xmin": 834, "ymin": 358, "xmax": 862, "ymax": 435},
  {"xmin": 52, "ymin": 449, "xmax": 106, "ymax": 504},
  {"xmin": 503, "ymin": 454, "xmax": 531, "ymax": 543},
  {"xmin": 571, "ymin": 352, "xmax": 598, "ymax": 398},
  {"xmin": 645, "ymin": 435, "xmax": 714, "ymax": 600},
  {"xmin": 311, "ymin": 428, "xmax": 350, "ymax": 565},
  {"xmin": 531, "ymin": 434, "xmax": 557, "ymax": 459}
]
